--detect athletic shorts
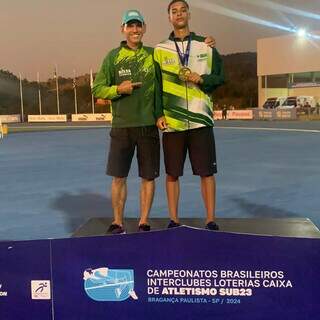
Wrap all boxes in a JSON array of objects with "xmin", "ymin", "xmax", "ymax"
[
  {"xmin": 107, "ymin": 126, "xmax": 160, "ymax": 180},
  {"xmin": 162, "ymin": 126, "xmax": 217, "ymax": 177}
]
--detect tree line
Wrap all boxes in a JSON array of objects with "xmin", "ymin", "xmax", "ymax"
[{"xmin": 0, "ymin": 52, "xmax": 258, "ymax": 116}]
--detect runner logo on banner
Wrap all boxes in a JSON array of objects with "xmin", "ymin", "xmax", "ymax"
[{"xmin": 31, "ymin": 280, "xmax": 51, "ymax": 300}]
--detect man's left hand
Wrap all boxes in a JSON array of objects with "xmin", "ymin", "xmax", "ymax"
[{"xmin": 204, "ymin": 36, "xmax": 216, "ymax": 48}]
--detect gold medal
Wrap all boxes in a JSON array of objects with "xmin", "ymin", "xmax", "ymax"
[{"xmin": 178, "ymin": 67, "xmax": 192, "ymax": 82}]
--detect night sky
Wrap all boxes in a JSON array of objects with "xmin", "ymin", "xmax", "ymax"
[{"xmin": 1, "ymin": 0, "xmax": 319, "ymax": 80}]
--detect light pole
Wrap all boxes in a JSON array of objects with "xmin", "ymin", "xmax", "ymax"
[
  {"xmin": 19, "ymin": 73, "xmax": 24, "ymax": 122},
  {"xmin": 37, "ymin": 72, "xmax": 42, "ymax": 115},
  {"xmin": 90, "ymin": 69, "xmax": 95, "ymax": 114},
  {"xmin": 54, "ymin": 64, "xmax": 60, "ymax": 114},
  {"xmin": 73, "ymin": 70, "xmax": 78, "ymax": 114}
]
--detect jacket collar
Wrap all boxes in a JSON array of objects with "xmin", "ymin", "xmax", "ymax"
[
  {"xmin": 169, "ymin": 31, "xmax": 195, "ymax": 41},
  {"xmin": 120, "ymin": 40, "xmax": 143, "ymax": 50}
]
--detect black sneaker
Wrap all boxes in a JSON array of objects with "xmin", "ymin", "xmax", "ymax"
[
  {"xmin": 138, "ymin": 224, "xmax": 151, "ymax": 232},
  {"xmin": 107, "ymin": 223, "xmax": 124, "ymax": 234},
  {"xmin": 206, "ymin": 221, "xmax": 219, "ymax": 231},
  {"xmin": 167, "ymin": 220, "xmax": 181, "ymax": 228}
]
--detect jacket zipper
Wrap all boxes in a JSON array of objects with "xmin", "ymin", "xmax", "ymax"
[{"xmin": 181, "ymin": 40, "xmax": 190, "ymax": 130}]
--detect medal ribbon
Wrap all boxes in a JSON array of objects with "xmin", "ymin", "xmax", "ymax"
[{"xmin": 174, "ymin": 35, "xmax": 191, "ymax": 67}]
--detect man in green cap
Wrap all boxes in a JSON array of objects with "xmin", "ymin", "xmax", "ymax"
[{"xmin": 92, "ymin": 10, "xmax": 164, "ymax": 234}]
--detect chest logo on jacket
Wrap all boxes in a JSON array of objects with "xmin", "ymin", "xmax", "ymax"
[
  {"xmin": 197, "ymin": 53, "xmax": 208, "ymax": 61},
  {"xmin": 119, "ymin": 68, "xmax": 132, "ymax": 77},
  {"xmin": 163, "ymin": 57, "xmax": 176, "ymax": 66}
]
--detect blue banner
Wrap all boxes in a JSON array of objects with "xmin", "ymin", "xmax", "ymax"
[
  {"xmin": 0, "ymin": 240, "xmax": 52, "ymax": 320},
  {"xmin": 1, "ymin": 227, "xmax": 320, "ymax": 319}
]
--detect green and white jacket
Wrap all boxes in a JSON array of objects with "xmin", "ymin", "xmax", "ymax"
[
  {"xmin": 92, "ymin": 41, "xmax": 163, "ymax": 128},
  {"xmin": 154, "ymin": 32, "xmax": 224, "ymax": 132}
]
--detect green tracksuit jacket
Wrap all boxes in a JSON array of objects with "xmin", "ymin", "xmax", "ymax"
[
  {"xmin": 92, "ymin": 41, "xmax": 163, "ymax": 128},
  {"xmin": 154, "ymin": 32, "xmax": 225, "ymax": 132}
]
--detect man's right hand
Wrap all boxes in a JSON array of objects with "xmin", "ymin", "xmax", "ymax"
[{"xmin": 117, "ymin": 80, "xmax": 134, "ymax": 95}]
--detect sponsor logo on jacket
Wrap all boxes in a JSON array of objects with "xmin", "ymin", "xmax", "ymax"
[
  {"xmin": 119, "ymin": 68, "xmax": 132, "ymax": 77},
  {"xmin": 163, "ymin": 57, "xmax": 176, "ymax": 66}
]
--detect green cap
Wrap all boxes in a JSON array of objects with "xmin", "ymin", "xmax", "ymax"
[{"xmin": 122, "ymin": 10, "xmax": 145, "ymax": 25}]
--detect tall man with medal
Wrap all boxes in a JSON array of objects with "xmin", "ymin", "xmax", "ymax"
[
  {"xmin": 176, "ymin": 35, "xmax": 192, "ymax": 82},
  {"xmin": 154, "ymin": 0, "xmax": 225, "ymax": 230}
]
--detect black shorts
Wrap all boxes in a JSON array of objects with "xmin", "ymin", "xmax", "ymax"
[
  {"xmin": 162, "ymin": 126, "xmax": 217, "ymax": 177},
  {"xmin": 107, "ymin": 126, "xmax": 160, "ymax": 180}
]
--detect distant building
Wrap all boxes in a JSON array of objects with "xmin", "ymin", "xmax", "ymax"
[{"xmin": 257, "ymin": 32, "xmax": 320, "ymax": 108}]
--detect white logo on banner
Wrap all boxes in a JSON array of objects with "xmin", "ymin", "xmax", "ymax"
[
  {"xmin": 0, "ymin": 284, "xmax": 8, "ymax": 297},
  {"xmin": 31, "ymin": 280, "xmax": 51, "ymax": 300}
]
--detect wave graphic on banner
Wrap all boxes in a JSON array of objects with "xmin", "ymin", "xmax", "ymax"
[{"xmin": 83, "ymin": 267, "xmax": 138, "ymax": 302}]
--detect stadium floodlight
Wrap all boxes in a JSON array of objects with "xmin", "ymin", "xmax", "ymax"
[
  {"xmin": 297, "ymin": 28, "xmax": 306, "ymax": 37},
  {"xmin": 188, "ymin": 0, "xmax": 320, "ymax": 39}
]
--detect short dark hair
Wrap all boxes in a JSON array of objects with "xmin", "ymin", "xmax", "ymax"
[{"xmin": 167, "ymin": 0, "xmax": 189, "ymax": 13}]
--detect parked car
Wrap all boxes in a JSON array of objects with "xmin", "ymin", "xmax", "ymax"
[
  {"xmin": 278, "ymin": 96, "xmax": 316, "ymax": 110},
  {"xmin": 263, "ymin": 97, "xmax": 286, "ymax": 109}
]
